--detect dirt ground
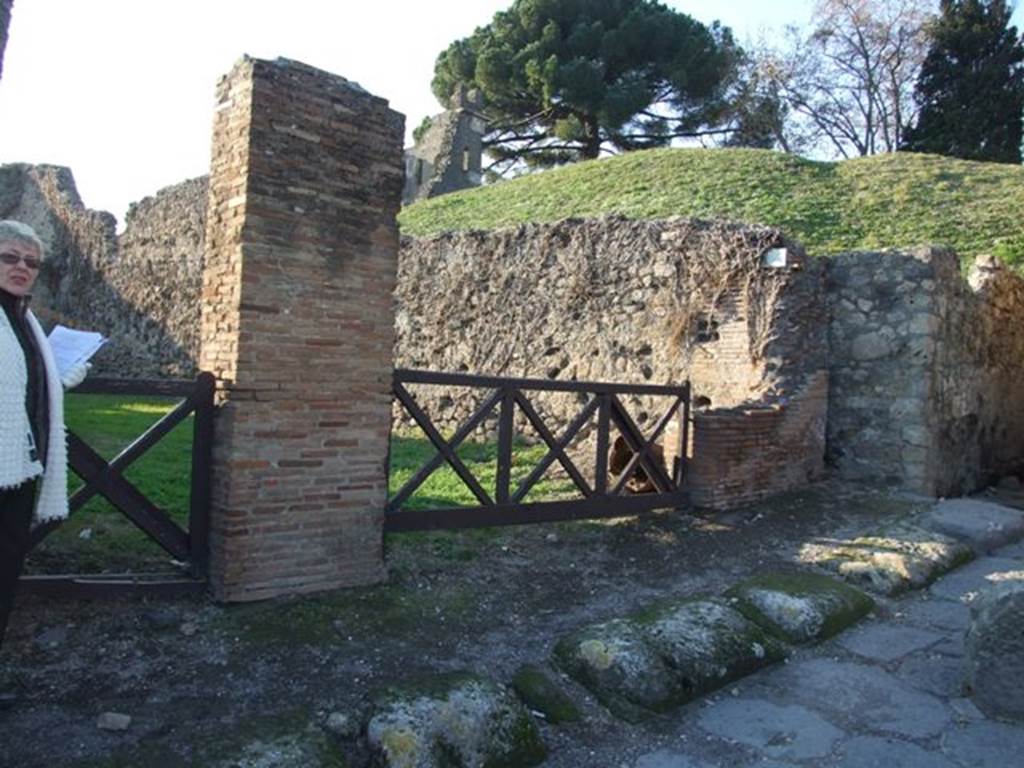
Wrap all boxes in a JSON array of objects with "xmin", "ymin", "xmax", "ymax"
[{"xmin": 0, "ymin": 481, "xmax": 929, "ymax": 768}]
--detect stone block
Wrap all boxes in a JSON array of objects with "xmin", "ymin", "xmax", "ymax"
[
  {"xmin": 964, "ymin": 578, "xmax": 1024, "ymax": 720},
  {"xmin": 800, "ymin": 523, "xmax": 974, "ymax": 595},
  {"xmin": 725, "ymin": 572, "xmax": 874, "ymax": 644},
  {"xmin": 365, "ymin": 672, "xmax": 546, "ymax": 768},
  {"xmin": 554, "ymin": 598, "xmax": 785, "ymax": 721},
  {"xmin": 920, "ymin": 498, "xmax": 1024, "ymax": 555}
]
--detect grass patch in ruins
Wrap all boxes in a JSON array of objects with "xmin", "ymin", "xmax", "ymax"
[
  {"xmin": 29, "ymin": 398, "xmax": 578, "ymax": 573},
  {"xmin": 399, "ymin": 148, "xmax": 1024, "ymax": 267}
]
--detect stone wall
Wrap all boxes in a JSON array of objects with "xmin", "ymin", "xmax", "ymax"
[
  {"xmin": 827, "ymin": 248, "xmax": 1024, "ymax": 495},
  {"xmin": 396, "ymin": 217, "xmax": 829, "ymax": 508},
  {"xmin": 0, "ymin": 163, "xmax": 206, "ymax": 377}
]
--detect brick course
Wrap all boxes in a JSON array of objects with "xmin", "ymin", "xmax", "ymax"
[{"xmin": 199, "ymin": 57, "xmax": 404, "ymax": 601}]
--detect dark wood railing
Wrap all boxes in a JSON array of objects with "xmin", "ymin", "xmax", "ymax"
[
  {"xmin": 22, "ymin": 373, "xmax": 215, "ymax": 597},
  {"xmin": 388, "ymin": 369, "xmax": 690, "ymax": 532}
]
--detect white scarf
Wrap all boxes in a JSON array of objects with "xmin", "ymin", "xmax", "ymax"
[{"xmin": 0, "ymin": 306, "xmax": 68, "ymax": 524}]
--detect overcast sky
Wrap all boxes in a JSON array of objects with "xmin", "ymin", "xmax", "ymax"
[{"xmin": 0, "ymin": 1, "xmax": 1018, "ymax": 224}]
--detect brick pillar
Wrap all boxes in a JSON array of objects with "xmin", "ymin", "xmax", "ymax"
[{"xmin": 199, "ymin": 57, "xmax": 404, "ymax": 601}]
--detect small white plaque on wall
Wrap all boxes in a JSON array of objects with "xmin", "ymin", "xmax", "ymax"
[{"xmin": 762, "ymin": 247, "xmax": 788, "ymax": 268}]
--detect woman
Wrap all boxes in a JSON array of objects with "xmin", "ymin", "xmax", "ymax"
[{"xmin": 0, "ymin": 220, "xmax": 88, "ymax": 706}]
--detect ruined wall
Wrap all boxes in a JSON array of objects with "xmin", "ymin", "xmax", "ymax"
[
  {"xmin": 827, "ymin": 248, "xmax": 1024, "ymax": 495},
  {"xmin": 1, "ymin": 0, "xmax": 13, "ymax": 81},
  {"xmin": 0, "ymin": 163, "xmax": 205, "ymax": 377},
  {"xmin": 397, "ymin": 216, "xmax": 829, "ymax": 508}
]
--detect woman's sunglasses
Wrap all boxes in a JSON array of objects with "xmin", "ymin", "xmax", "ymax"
[{"xmin": 0, "ymin": 252, "xmax": 41, "ymax": 270}]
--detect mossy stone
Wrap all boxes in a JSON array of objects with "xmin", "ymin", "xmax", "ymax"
[
  {"xmin": 366, "ymin": 671, "xmax": 546, "ymax": 768},
  {"xmin": 553, "ymin": 598, "xmax": 786, "ymax": 722},
  {"xmin": 510, "ymin": 665, "xmax": 581, "ymax": 724},
  {"xmin": 726, "ymin": 572, "xmax": 875, "ymax": 643}
]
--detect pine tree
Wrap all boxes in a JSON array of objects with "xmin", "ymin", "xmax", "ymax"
[
  {"xmin": 431, "ymin": 0, "xmax": 740, "ymax": 174},
  {"xmin": 903, "ymin": 0, "xmax": 1024, "ymax": 163}
]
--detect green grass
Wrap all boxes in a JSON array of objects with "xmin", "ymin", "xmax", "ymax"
[
  {"xmin": 399, "ymin": 148, "xmax": 1024, "ymax": 267},
  {"xmin": 28, "ymin": 398, "xmax": 577, "ymax": 573}
]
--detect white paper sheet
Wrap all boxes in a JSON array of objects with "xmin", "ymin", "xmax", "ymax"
[{"xmin": 47, "ymin": 324, "xmax": 107, "ymax": 378}]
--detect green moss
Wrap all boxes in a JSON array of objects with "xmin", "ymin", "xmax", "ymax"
[
  {"xmin": 400, "ymin": 148, "xmax": 1024, "ymax": 268},
  {"xmin": 726, "ymin": 572, "xmax": 875, "ymax": 643},
  {"xmin": 510, "ymin": 664, "xmax": 582, "ymax": 724}
]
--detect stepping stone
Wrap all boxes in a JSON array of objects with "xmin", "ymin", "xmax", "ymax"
[
  {"xmin": 895, "ymin": 654, "xmax": 964, "ymax": 698},
  {"xmin": 836, "ymin": 735, "xmax": 957, "ymax": 768},
  {"xmin": 836, "ymin": 623, "xmax": 943, "ymax": 662},
  {"xmin": 897, "ymin": 597, "xmax": 970, "ymax": 632},
  {"xmin": 920, "ymin": 499, "xmax": 1024, "ymax": 554},
  {"xmin": 554, "ymin": 598, "xmax": 785, "ymax": 722},
  {"xmin": 726, "ymin": 572, "xmax": 874, "ymax": 644},
  {"xmin": 772, "ymin": 658, "xmax": 951, "ymax": 739},
  {"xmin": 697, "ymin": 698, "xmax": 846, "ymax": 761},
  {"xmin": 799, "ymin": 523, "xmax": 973, "ymax": 595},
  {"xmin": 510, "ymin": 664, "xmax": 581, "ymax": 724},
  {"xmin": 365, "ymin": 672, "xmax": 546, "ymax": 768}
]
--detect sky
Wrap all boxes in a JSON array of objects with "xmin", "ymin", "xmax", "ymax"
[{"xmin": 0, "ymin": 1, "xmax": 1019, "ymax": 225}]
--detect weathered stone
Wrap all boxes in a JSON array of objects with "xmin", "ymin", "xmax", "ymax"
[
  {"xmin": 920, "ymin": 498, "xmax": 1024, "ymax": 554},
  {"xmin": 964, "ymin": 578, "xmax": 1024, "ymax": 720},
  {"xmin": 800, "ymin": 523, "xmax": 974, "ymax": 595},
  {"xmin": 554, "ymin": 598, "xmax": 785, "ymax": 721},
  {"xmin": 836, "ymin": 736, "xmax": 956, "ymax": 768},
  {"xmin": 837, "ymin": 623, "xmax": 943, "ymax": 662},
  {"xmin": 510, "ymin": 664, "xmax": 581, "ymax": 724},
  {"xmin": 365, "ymin": 672, "xmax": 546, "ymax": 768},
  {"xmin": 850, "ymin": 330, "xmax": 895, "ymax": 361},
  {"xmin": 97, "ymin": 712, "xmax": 132, "ymax": 731},
  {"xmin": 725, "ymin": 572, "xmax": 874, "ymax": 643},
  {"xmin": 940, "ymin": 720, "xmax": 1024, "ymax": 766},
  {"xmin": 774, "ymin": 659, "xmax": 951, "ymax": 739},
  {"xmin": 697, "ymin": 698, "xmax": 846, "ymax": 761},
  {"xmin": 928, "ymin": 557, "xmax": 1022, "ymax": 602}
]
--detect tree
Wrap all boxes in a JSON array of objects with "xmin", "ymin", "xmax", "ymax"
[
  {"xmin": 760, "ymin": 0, "xmax": 933, "ymax": 158},
  {"xmin": 902, "ymin": 1, "xmax": 1024, "ymax": 163},
  {"xmin": 431, "ymin": 0, "xmax": 741, "ymax": 174}
]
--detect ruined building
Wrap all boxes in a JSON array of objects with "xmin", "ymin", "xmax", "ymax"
[
  {"xmin": 402, "ymin": 87, "xmax": 486, "ymax": 205},
  {"xmin": 2, "ymin": 158, "xmax": 1023, "ymax": 507}
]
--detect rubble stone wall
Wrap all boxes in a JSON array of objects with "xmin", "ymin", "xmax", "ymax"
[
  {"xmin": 0, "ymin": 163, "xmax": 206, "ymax": 377},
  {"xmin": 827, "ymin": 248, "xmax": 1024, "ymax": 495},
  {"xmin": 396, "ymin": 217, "xmax": 829, "ymax": 508}
]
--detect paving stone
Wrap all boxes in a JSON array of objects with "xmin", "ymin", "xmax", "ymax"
[
  {"xmin": 897, "ymin": 598, "xmax": 970, "ymax": 631},
  {"xmin": 697, "ymin": 698, "xmax": 846, "ymax": 761},
  {"xmin": 928, "ymin": 557, "xmax": 1023, "ymax": 602},
  {"xmin": 772, "ymin": 659, "xmax": 951, "ymax": 739},
  {"xmin": 835, "ymin": 735, "xmax": 957, "ymax": 768},
  {"xmin": 920, "ymin": 499, "xmax": 1024, "ymax": 554},
  {"xmin": 949, "ymin": 697, "xmax": 986, "ymax": 723},
  {"xmin": 941, "ymin": 721, "xmax": 1024, "ymax": 766},
  {"xmin": 998, "ymin": 539, "xmax": 1024, "ymax": 559},
  {"xmin": 894, "ymin": 655, "xmax": 964, "ymax": 697},
  {"xmin": 836, "ymin": 623, "xmax": 943, "ymax": 662},
  {"xmin": 634, "ymin": 751, "xmax": 710, "ymax": 768}
]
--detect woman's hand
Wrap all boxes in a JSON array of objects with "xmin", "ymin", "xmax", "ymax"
[{"xmin": 61, "ymin": 362, "xmax": 91, "ymax": 390}]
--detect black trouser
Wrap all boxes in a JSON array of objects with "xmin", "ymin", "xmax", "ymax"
[{"xmin": 0, "ymin": 481, "xmax": 35, "ymax": 650}]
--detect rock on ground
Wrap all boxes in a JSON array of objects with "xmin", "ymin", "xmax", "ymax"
[
  {"xmin": 365, "ymin": 672, "xmax": 546, "ymax": 768},
  {"xmin": 799, "ymin": 522, "xmax": 973, "ymax": 595},
  {"xmin": 964, "ymin": 578, "xmax": 1024, "ymax": 721},
  {"xmin": 725, "ymin": 572, "xmax": 874, "ymax": 643},
  {"xmin": 554, "ymin": 598, "xmax": 785, "ymax": 722}
]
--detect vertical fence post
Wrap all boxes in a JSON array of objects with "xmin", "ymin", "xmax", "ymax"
[
  {"xmin": 188, "ymin": 372, "xmax": 216, "ymax": 579},
  {"xmin": 495, "ymin": 388, "xmax": 514, "ymax": 504},
  {"xmin": 595, "ymin": 393, "xmax": 611, "ymax": 494}
]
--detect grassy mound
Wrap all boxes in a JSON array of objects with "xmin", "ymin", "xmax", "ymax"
[{"xmin": 399, "ymin": 148, "xmax": 1024, "ymax": 266}]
